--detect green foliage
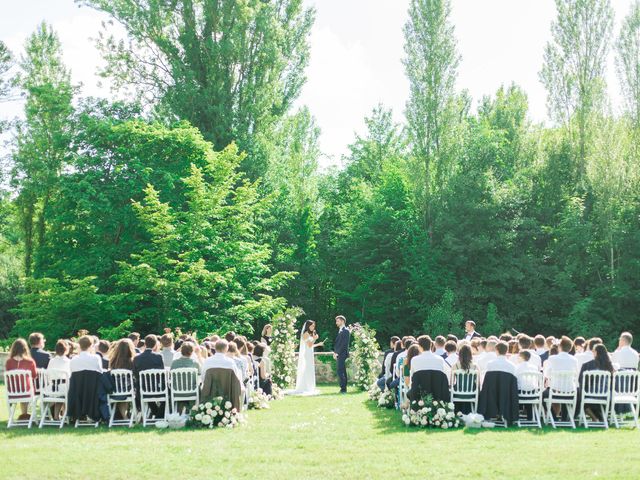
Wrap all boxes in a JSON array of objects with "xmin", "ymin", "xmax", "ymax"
[
  {"xmin": 484, "ymin": 303, "xmax": 504, "ymax": 337},
  {"xmin": 98, "ymin": 319, "xmax": 133, "ymax": 341},
  {"xmin": 82, "ymin": 0, "xmax": 315, "ymax": 180},
  {"xmin": 423, "ymin": 288, "xmax": 463, "ymax": 337},
  {"xmin": 351, "ymin": 324, "xmax": 381, "ymax": 390}
]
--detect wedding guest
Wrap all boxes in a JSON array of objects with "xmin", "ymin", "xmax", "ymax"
[
  {"xmin": 545, "ymin": 336, "xmax": 556, "ymax": 351},
  {"xmin": 447, "ymin": 334, "xmax": 459, "ymax": 343},
  {"xmin": 28, "ymin": 332, "xmax": 50, "ymax": 369},
  {"xmin": 579, "ymin": 344, "xmax": 616, "ymax": 421},
  {"xmin": 203, "ymin": 340, "xmax": 241, "ymax": 380},
  {"xmin": 534, "ymin": 335, "xmax": 549, "ymax": 365},
  {"xmin": 395, "ymin": 338, "xmax": 416, "ymax": 380},
  {"xmin": 517, "ymin": 336, "xmax": 541, "ymax": 369},
  {"xmin": 253, "ymin": 343, "xmax": 272, "ymax": 395},
  {"xmin": 128, "ymin": 332, "xmax": 142, "ymax": 354},
  {"xmin": 451, "ymin": 344, "xmax": 476, "ymax": 373},
  {"xmin": 612, "ymin": 332, "xmax": 639, "ymax": 370},
  {"xmin": 410, "ymin": 336, "xmax": 449, "ymax": 378},
  {"xmin": 434, "ymin": 336, "xmax": 447, "ymax": 357},
  {"xmin": 159, "ymin": 333, "xmax": 176, "ymax": 368},
  {"xmin": 70, "ymin": 336, "xmax": 103, "ymax": 373},
  {"xmin": 97, "ymin": 340, "xmax": 110, "ymax": 370},
  {"xmin": 5, "ymin": 338, "xmax": 37, "ymax": 420},
  {"xmin": 225, "ymin": 331, "xmax": 237, "ymax": 342},
  {"xmin": 486, "ymin": 342, "xmax": 516, "ymax": 376},
  {"xmin": 48, "ymin": 340, "xmax": 71, "ymax": 373},
  {"xmin": 227, "ymin": 342, "xmax": 248, "ymax": 381},
  {"xmin": 515, "ymin": 351, "xmax": 538, "ymax": 376},
  {"xmin": 544, "ymin": 336, "xmax": 579, "ymax": 392},
  {"xmin": 385, "ymin": 340, "xmax": 404, "ymax": 389},
  {"xmin": 233, "ymin": 338, "xmax": 254, "ymax": 379},
  {"xmin": 477, "ymin": 340, "xmax": 497, "ymax": 372},
  {"xmin": 508, "ymin": 340, "xmax": 519, "ymax": 360},
  {"xmin": 574, "ymin": 337, "xmax": 586, "ymax": 354},
  {"xmin": 499, "ymin": 333, "xmax": 513, "ymax": 343},
  {"xmin": 404, "ymin": 345, "xmax": 422, "ymax": 386},
  {"xmin": 473, "ymin": 339, "xmax": 485, "ymax": 357},
  {"xmin": 261, "ymin": 324, "xmax": 273, "ymax": 346},
  {"xmin": 576, "ymin": 338, "xmax": 602, "ymax": 368},
  {"xmin": 170, "ymin": 342, "xmax": 201, "ymax": 373},
  {"xmin": 380, "ymin": 336, "xmax": 400, "ymax": 379},
  {"xmin": 109, "ymin": 339, "xmax": 137, "ymax": 420},
  {"xmin": 66, "ymin": 340, "xmax": 78, "ymax": 358},
  {"xmin": 444, "ymin": 341, "xmax": 458, "ymax": 367},
  {"xmin": 464, "ymin": 320, "xmax": 481, "ymax": 341}
]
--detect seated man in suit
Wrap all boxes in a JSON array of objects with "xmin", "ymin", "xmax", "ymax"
[
  {"xmin": 29, "ymin": 332, "xmax": 51, "ymax": 369},
  {"xmin": 133, "ymin": 334, "xmax": 166, "ymax": 417},
  {"xmin": 96, "ymin": 340, "xmax": 110, "ymax": 370},
  {"xmin": 377, "ymin": 336, "xmax": 400, "ymax": 390}
]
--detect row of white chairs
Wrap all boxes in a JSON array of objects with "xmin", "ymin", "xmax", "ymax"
[
  {"xmin": 4, "ymin": 367, "xmax": 204, "ymax": 428},
  {"xmin": 397, "ymin": 367, "xmax": 640, "ymax": 429}
]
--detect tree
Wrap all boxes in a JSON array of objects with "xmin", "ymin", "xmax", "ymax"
[
  {"xmin": 11, "ymin": 23, "xmax": 74, "ymax": 276},
  {"xmin": 540, "ymin": 0, "xmax": 613, "ymax": 182},
  {"xmin": 616, "ymin": 1, "xmax": 640, "ymax": 130},
  {"xmin": 80, "ymin": 0, "xmax": 315, "ymax": 179},
  {"xmin": 403, "ymin": 0, "xmax": 460, "ymax": 238},
  {"xmin": 0, "ymin": 40, "xmax": 14, "ymax": 133}
]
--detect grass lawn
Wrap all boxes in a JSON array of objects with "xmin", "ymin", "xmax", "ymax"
[{"xmin": 0, "ymin": 383, "xmax": 639, "ymax": 479}]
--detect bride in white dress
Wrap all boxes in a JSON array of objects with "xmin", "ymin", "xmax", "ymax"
[{"xmin": 289, "ymin": 320, "xmax": 324, "ymax": 396}]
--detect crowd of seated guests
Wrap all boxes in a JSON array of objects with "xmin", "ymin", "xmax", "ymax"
[
  {"xmin": 377, "ymin": 320, "xmax": 639, "ymax": 425},
  {"xmin": 4, "ymin": 326, "xmax": 275, "ymax": 425}
]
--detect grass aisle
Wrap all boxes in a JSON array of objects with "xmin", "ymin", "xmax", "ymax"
[{"xmin": 0, "ymin": 384, "xmax": 639, "ymax": 479}]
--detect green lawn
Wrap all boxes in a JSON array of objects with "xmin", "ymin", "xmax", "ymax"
[{"xmin": 0, "ymin": 384, "xmax": 639, "ymax": 479}]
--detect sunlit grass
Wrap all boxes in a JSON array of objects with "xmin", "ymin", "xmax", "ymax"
[{"xmin": 0, "ymin": 384, "xmax": 638, "ymax": 479}]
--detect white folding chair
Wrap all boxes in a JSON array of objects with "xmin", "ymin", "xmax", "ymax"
[
  {"xmin": 517, "ymin": 371, "xmax": 543, "ymax": 428},
  {"xmin": 450, "ymin": 370, "xmax": 479, "ymax": 414},
  {"xmin": 39, "ymin": 369, "xmax": 70, "ymax": 428},
  {"xmin": 610, "ymin": 370, "xmax": 640, "ymax": 429},
  {"xmin": 108, "ymin": 369, "xmax": 137, "ymax": 427},
  {"xmin": 4, "ymin": 370, "xmax": 37, "ymax": 428},
  {"xmin": 170, "ymin": 368, "xmax": 199, "ymax": 414},
  {"xmin": 579, "ymin": 370, "xmax": 611, "ymax": 429},
  {"xmin": 544, "ymin": 370, "xmax": 578, "ymax": 428},
  {"xmin": 139, "ymin": 369, "xmax": 169, "ymax": 426}
]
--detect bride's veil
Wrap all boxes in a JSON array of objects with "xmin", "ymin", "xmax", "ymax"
[{"xmin": 296, "ymin": 320, "xmax": 311, "ymax": 382}]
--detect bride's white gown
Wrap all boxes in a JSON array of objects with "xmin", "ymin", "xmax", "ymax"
[{"xmin": 289, "ymin": 334, "xmax": 319, "ymax": 396}]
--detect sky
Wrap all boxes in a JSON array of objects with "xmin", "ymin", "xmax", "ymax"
[{"xmin": 0, "ymin": 0, "xmax": 634, "ymax": 166}]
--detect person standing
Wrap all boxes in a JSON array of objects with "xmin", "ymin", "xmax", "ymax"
[{"xmin": 333, "ymin": 315, "xmax": 351, "ymax": 394}]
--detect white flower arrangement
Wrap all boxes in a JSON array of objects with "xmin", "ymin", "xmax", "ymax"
[
  {"xmin": 367, "ymin": 382, "xmax": 383, "ymax": 402},
  {"xmin": 248, "ymin": 388, "xmax": 270, "ymax": 410},
  {"xmin": 377, "ymin": 388, "xmax": 395, "ymax": 409},
  {"xmin": 270, "ymin": 307, "xmax": 303, "ymax": 389},
  {"xmin": 269, "ymin": 384, "xmax": 284, "ymax": 401},
  {"xmin": 351, "ymin": 323, "xmax": 381, "ymax": 390},
  {"xmin": 401, "ymin": 394, "xmax": 462, "ymax": 430},
  {"xmin": 189, "ymin": 397, "xmax": 246, "ymax": 429}
]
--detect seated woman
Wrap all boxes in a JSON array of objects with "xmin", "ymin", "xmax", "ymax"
[
  {"xmin": 579, "ymin": 343, "xmax": 616, "ymax": 421},
  {"xmin": 48, "ymin": 340, "xmax": 71, "ymax": 373},
  {"xmin": 171, "ymin": 342, "xmax": 201, "ymax": 372},
  {"xmin": 404, "ymin": 344, "xmax": 421, "ymax": 388},
  {"xmin": 5, "ymin": 338, "xmax": 38, "ymax": 421},
  {"xmin": 450, "ymin": 344, "xmax": 477, "ymax": 414},
  {"xmin": 253, "ymin": 343, "xmax": 272, "ymax": 396},
  {"xmin": 226, "ymin": 342, "xmax": 247, "ymax": 382},
  {"xmin": 108, "ymin": 338, "xmax": 136, "ymax": 421}
]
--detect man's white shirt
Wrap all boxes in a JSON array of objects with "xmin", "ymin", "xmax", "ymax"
[
  {"xmin": 410, "ymin": 351, "xmax": 450, "ymax": 378},
  {"xmin": 70, "ymin": 351, "xmax": 103, "ymax": 373},
  {"xmin": 476, "ymin": 351, "xmax": 497, "ymax": 371},
  {"xmin": 612, "ymin": 346, "xmax": 639, "ymax": 370},
  {"xmin": 203, "ymin": 353, "xmax": 241, "ymax": 380},
  {"xmin": 485, "ymin": 356, "xmax": 516, "ymax": 376},
  {"xmin": 574, "ymin": 351, "xmax": 594, "ymax": 368}
]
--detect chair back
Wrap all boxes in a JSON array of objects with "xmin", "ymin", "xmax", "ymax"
[
  {"xmin": 41, "ymin": 369, "xmax": 70, "ymax": 397},
  {"xmin": 451, "ymin": 370, "xmax": 478, "ymax": 396},
  {"xmin": 581, "ymin": 370, "xmax": 611, "ymax": 399},
  {"xmin": 612, "ymin": 370, "xmax": 640, "ymax": 397},
  {"xmin": 4, "ymin": 370, "xmax": 35, "ymax": 399},
  {"xmin": 171, "ymin": 368, "xmax": 199, "ymax": 395},
  {"xmin": 548, "ymin": 370, "xmax": 577, "ymax": 395},
  {"xmin": 35, "ymin": 368, "xmax": 46, "ymax": 394},
  {"xmin": 139, "ymin": 369, "xmax": 168, "ymax": 396},
  {"xmin": 517, "ymin": 371, "xmax": 543, "ymax": 397},
  {"xmin": 110, "ymin": 369, "xmax": 135, "ymax": 396}
]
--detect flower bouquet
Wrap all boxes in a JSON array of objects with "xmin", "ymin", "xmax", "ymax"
[
  {"xmin": 189, "ymin": 397, "xmax": 246, "ymax": 429},
  {"xmin": 270, "ymin": 384, "xmax": 284, "ymax": 401},
  {"xmin": 401, "ymin": 395, "xmax": 462, "ymax": 429},
  {"xmin": 377, "ymin": 388, "xmax": 395, "ymax": 409},
  {"xmin": 248, "ymin": 388, "xmax": 270, "ymax": 410},
  {"xmin": 155, "ymin": 412, "xmax": 188, "ymax": 429}
]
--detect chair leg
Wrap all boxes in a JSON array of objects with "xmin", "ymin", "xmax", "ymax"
[
  {"xmin": 108, "ymin": 402, "xmax": 116, "ymax": 428},
  {"xmin": 547, "ymin": 401, "xmax": 556, "ymax": 428},
  {"xmin": 39, "ymin": 402, "xmax": 48, "ymax": 428},
  {"xmin": 28, "ymin": 400, "xmax": 36, "ymax": 428},
  {"xmin": 631, "ymin": 403, "xmax": 639, "ymax": 429},
  {"xmin": 129, "ymin": 401, "xmax": 137, "ymax": 428}
]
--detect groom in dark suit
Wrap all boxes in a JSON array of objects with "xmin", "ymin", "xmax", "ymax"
[{"xmin": 333, "ymin": 315, "xmax": 351, "ymax": 394}]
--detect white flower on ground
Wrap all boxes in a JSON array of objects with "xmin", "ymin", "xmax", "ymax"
[
  {"xmin": 418, "ymin": 400, "xmax": 424, "ymax": 407},
  {"xmin": 204, "ymin": 402, "xmax": 212, "ymax": 409},
  {"xmin": 195, "ymin": 413, "xmax": 203, "ymax": 421},
  {"xmin": 224, "ymin": 401, "xmax": 232, "ymax": 409},
  {"xmin": 201, "ymin": 415, "xmax": 212, "ymax": 425}
]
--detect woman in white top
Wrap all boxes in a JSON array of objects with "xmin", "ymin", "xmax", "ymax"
[{"xmin": 48, "ymin": 340, "xmax": 71, "ymax": 373}]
